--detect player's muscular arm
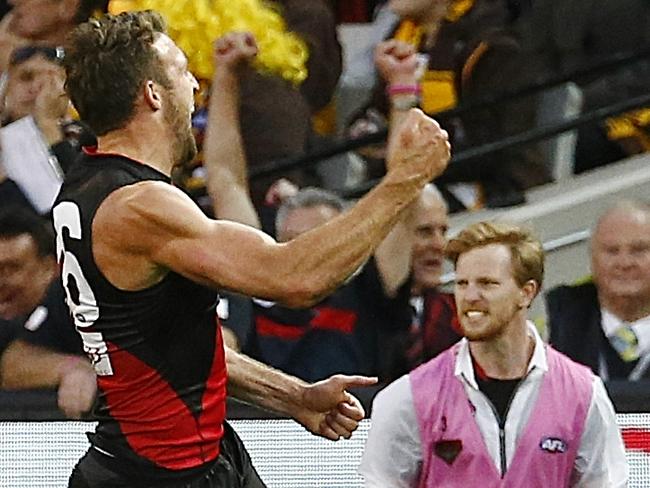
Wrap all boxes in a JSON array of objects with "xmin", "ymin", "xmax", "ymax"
[
  {"xmin": 95, "ymin": 179, "xmax": 408, "ymax": 307},
  {"xmin": 94, "ymin": 109, "xmax": 450, "ymax": 307}
]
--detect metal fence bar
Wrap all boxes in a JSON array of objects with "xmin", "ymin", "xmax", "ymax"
[
  {"xmin": 249, "ymin": 47, "xmax": 650, "ymax": 181},
  {"xmin": 342, "ymin": 91, "xmax": 650, "ymax": 198}
]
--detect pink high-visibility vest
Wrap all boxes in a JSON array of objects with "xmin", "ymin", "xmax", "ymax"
[{"xmin": 410, "ymin": 345, "xmax": 593, "ymax": 487}]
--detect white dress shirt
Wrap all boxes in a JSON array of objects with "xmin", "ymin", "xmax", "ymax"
[
  {"xmin": 601, "ymin": 308, "xmax": 650, "ymax": 380},
  {"xmin": 359, "ymin": 324, "xmax": 628, "ymax": 487}
]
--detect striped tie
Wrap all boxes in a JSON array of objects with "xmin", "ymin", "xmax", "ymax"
[{"xmin": 610, "ymin": 324, "xmax": 640, "ymax": 363}]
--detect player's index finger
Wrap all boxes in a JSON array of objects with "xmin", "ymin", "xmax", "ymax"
[{"xmin": 340, "ymin": 375, "xmax": 378, "ymax": 388}]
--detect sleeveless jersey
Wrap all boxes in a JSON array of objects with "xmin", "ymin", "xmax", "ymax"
[{"xmin": 53, "ymin": 152, "xmax": 227, "ymax": 482}]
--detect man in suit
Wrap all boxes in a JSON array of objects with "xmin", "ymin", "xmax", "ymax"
[{"xmin": 547, "ymin": 200, "xmax": 650, "ymax": 380}]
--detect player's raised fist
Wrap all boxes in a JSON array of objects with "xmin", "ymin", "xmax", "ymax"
[{"xmin": 386, "ymin": 108, "xmax": 451, "ymax": 184}]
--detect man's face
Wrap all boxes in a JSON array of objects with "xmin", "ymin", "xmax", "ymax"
[
  {"xmin": 0, "ymin": 234, "xmax": 55, "ymax": 320},
  {"xmin": 454, "ymin": 244, "xmax": 530, "ymax": 342},
  {"xmin": 277, "ymin": 205, "xmax": 341, "ymax": 242},
  {"xmin": 8, "ymin": 0, "xmax": 73, "ymax": 40},
  {"xmin": 411, "ymin": 193, "xmax": 448, "ymax": 292},
  {"xmin": 592, "ymin": 208, "xmax": 650, "ymax": 302},
  {"xmin": 4, "ymin": 53, "xmax": 65, "ymax": 121},
  {"xmin": 153, "ymin": 34, "xmax": 199, "ymax": 166}
]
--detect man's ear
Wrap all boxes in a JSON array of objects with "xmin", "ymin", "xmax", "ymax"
[
  {"xmin": 520, "ymin": 280, "xmax": 539, "ymax": 309},
  {"xmin": 143, "ymin": 80, "xmax": 163, "ymax": 111}
]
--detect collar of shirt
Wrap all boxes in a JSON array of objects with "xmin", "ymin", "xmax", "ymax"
[
  {"xmin": 453, "ymin": 321, "xmax": 548, "ymax": 390},
  {"xmin": 409, "ymin": 296, "xmax": 424, "ymax": 326},
  {"xmin": 601, "ymin": 308, "xmax": 650, "ymax": 356}
]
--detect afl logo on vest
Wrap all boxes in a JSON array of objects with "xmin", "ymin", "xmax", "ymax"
[{"xmin": 540, "ymin": 437, "xmax": 567, "ymax": 453}]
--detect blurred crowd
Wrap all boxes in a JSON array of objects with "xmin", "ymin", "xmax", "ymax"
[{"xmin": 1, "ymin": 0, "xmax": 650, "ymax": 420}]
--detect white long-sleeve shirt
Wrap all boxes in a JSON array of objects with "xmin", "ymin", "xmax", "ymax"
[{"xmin": 360, "ymin": 324, "xmax": 628, "ymax": 487}]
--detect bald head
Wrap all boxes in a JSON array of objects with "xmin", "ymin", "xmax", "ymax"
[
  {"xmin": 418, "ymin": 184, "xmax": 446, "ymax": 211},
  {"xmin": 595, "ymin": 201, "xmax": 650, "ymax": 231},
  {"xmin": 592, "ymin": 201, "xmax": 650, "ymax": 306},
  {"xmin": 411, "ymin": 184, "xmax": 449, "ymax": 294}
]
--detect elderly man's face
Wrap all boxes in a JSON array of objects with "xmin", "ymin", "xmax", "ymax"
[
  {"xmin": 592, "ymin": 207, "xmax": 650, "ymax": 302},
  {"xmin": 4, "ymin": 53, "xmax": 65, "ymax": 121}
]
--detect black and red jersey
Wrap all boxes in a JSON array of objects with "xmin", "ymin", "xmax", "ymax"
[{"xmin": 53, "ymin": 153, "xmax": 227, "ymax": 482}]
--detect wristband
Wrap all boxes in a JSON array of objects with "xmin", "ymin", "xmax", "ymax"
[
  {"xmin": 390, "ymin": 94, "xmax": 419, "ymax": 111},
  {"xmin": 386, "ymin": 84, "xmax": 421, "ymax": 97}
]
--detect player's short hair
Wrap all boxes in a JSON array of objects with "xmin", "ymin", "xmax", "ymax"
[{"xmin": 63, "ymin": 10, "xmax": 172, "ymax": 136}]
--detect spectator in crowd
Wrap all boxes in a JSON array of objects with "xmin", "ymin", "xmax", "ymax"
[
  {"xmin": 207, "ymin": 31, "xmax": 462, "ymax": 383},
  {"xmin": 0, "ymin": 45, "xmax": 95, "ymax": 214},
  {"xmin": 241, "ymin": 0, "xmax": 342, "ymax": 166},
  {"xmin": 381, "ymin": 183, "xmax": 462, "ymax": 380},
  {"xmin": 348, "ymin": 0, "xmax": 546, "ymax": 211},
  {"xmin": 56, "ymin": 13, "xmax": 449, "ymax": 486},
  {"xmin": 361, "ymin": 221, "xmax": 627, "ymax": 487},
  {"xmin": 252, "ymin": 183, "xmax": 462, "ymax": 382},
  {"xmin": 218, "ymin": 178, "xmax": 461, "ymax": 381},
  {"xmin": 0, "ymin": 0, "xmax": 108, "ymax": 72},
  {"xmin": 2, "ymin": 46, "xmax": 67, "ymax": 131},
  {"xmin": 205, "ymin": 32, "xmax": 417, "ymax": 382},
  {"xmin": 0, "ymin": 207, "xmax": 95, "ymax": 418},
  {"xmin": 358, "ymin": 36, "xmax": 461, "ymax": 380},
  {"xmin": 517, "ymin": 0, "xmax": 650, "ymax": 173},
  {"xmin": 248, "ymin": 187, "xmax": 417, "ymax": 382},
  {"xmin": 1, "ymin": 45, "xmax": 67, "ymax": 213},
  {"xmin": 174, "ymin": 0, "xmax": 343, "ymax": 208},
  {"xmin": 548, "ymin": 200, "xmax": 650, "ymax": 380}
]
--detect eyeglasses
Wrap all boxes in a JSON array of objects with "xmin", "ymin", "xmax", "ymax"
[{"xmin": 9, "ymin": 46, "xmax": 65, "ymax": 67}]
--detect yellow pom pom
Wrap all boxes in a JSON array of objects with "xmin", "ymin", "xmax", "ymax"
[{"xmin": 109, "ymin": 0, "xmax": 308, "ymax": 84}]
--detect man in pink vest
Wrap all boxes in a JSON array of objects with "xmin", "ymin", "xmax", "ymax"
[{"xmin": 360, "ymin": 221, "xmax": 628, "ymax": 487}]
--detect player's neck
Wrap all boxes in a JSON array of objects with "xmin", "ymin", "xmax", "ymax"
[{"xmin": 96, "ymin": 122, "xmax": 175, "ymax": 176}]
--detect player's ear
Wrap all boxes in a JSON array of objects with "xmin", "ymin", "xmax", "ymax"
[{"xmin": 143, "ymin": 80, "xmax": 163, "ymax": 111}]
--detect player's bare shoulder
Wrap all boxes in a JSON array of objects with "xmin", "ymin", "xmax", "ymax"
[
  {"xmin": 93, "ymin": 180, "xmax": 209, "ymax": 253},
  {"xmin": 91, "ymin": 180, "xmax": 212, "ymax": 291}
]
